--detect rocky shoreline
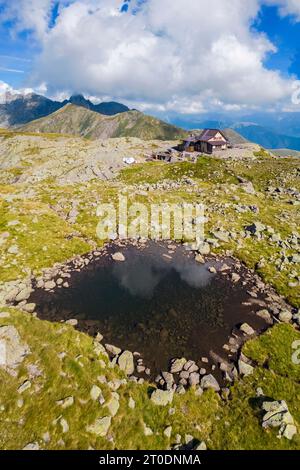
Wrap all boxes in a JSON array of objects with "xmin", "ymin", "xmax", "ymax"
[{"xmin": 1, "ymin": 239, "xmax": 299, "ymax": 401}]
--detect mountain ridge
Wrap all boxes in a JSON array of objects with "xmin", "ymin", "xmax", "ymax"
[
  {"xmin": 66, "ymin": 94, "xmax": 130, "ymax": 116},
  {"xmin": 0, "ymin": 93, "xmax": 63, "ymax": 127},
  {"xmin": 0, "ymin": 92, "xmax": 131, "ymax": 128},
  {"xmin": 2, "ymin": 91, "xmax": 300, "ymax": 149},
  {"xmin": 18, "ymin": 103, "xmax": 187, "ymax": 141}
]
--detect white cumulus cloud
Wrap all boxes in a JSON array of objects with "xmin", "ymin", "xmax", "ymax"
[
  {"xmin": 0, "ymin": 0, "xmax": 55, "ymax": 40},
  {"xmin": 0, "ymin": 0, "xmax": 297, "ymax": 113},
  {"xmin": 0, "ymin": 80, "xmax": 34, "ymax": 103},
  {"xmin": 265, "ymin": 0, "xmax": 300, "ymax": 20}
]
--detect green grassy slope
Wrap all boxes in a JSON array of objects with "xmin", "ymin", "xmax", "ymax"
[
  {"xmin": 0, "ymin": 133, "xmax": 299, "ymax": 449},
  {"xmin": 18, "ymin": 104, "xmax": 187, "ymax": 141},
  {"xmin": 0, "ymin": 307, "xmax": 299, "ymax": 450}
]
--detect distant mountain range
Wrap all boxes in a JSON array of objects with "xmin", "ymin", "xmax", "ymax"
[
  {"xmin": 231, "ymin": 124, "xmax": 300, "ymax": 151},
  {"xmin": 0, "ymin": 93, "xmax": 63, "ymax": 127},
  {"xmin": 2, "ymin": 91, "xmax": 300, "ymax": 149},
  {"xmin": 0, "ymin": 93, "xmax": 130, "ymax": 128},
  {"xmin": 19, "ymin": 103, "xmax": 187, "ymax": 141},
  {"xmin": 170, "ymin": 114, "xmax": 300, "ymax": 151},
  {"xmin": 0, "ymin": 92, "xmax": 186, "ymax": 140}
]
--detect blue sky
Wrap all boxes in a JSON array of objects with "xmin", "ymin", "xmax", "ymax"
[
  {"xmin": 0, "ymin": 1, "xmax": 300, "ymax": 114},
  {"xmin": 5, "ymin": 2, "xmax": 300, "ymax": 84},
  {"xmin": 254, "ymin": 5, "xmax": 300, "ymax": 78},
  {"xmin": 0, "ymin": 2, "xmax": 37, "ymax": 88}
]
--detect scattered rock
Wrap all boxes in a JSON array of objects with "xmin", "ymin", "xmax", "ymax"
[
  {"xmin": 195, "ymin": 386, "xmax": 203, "ymax": 397},
  {"xmin": 65, "ymin": 319, "xmax": 78, "ymax": 326},
  {"xmin": 7, "ymin": 245, "xmax": 19, "ymax": 255},
  {"xmin": 105, "ymin": 392, "xmax": 120, "ymax": 417},
  {"xmin": 240, "ymin": 323, "xmax": 255, "ymax": 336},
  {"xmin": 246, "ymin": 222, "xmax": 266, "ymax": 235},
  {"xmin": 27, "ymin": 363, "xmax": 42, "ymax": 379},
  {"xmin": 42, "ymin": 432, "xmax": 51, "ymax": 444},
  {"xmin": 292, "ymin": 313, "xmax": 300, "ymax": 327},
  {"xmin": 256, "ymin": 309, "xmax": 273, "ymax": 324},
  {"xmin": 18, "ymin": 380, "xmax": 31, "ymax": 394},
  {"xmin": 23, "ymin": 442, "xmax": 39, "ymax": 450},
  {"xmin": 15, "ymin": 288, "xmax": 31, "ymax": 302},
  {"xmin": 200, "ymin": 375, "xmax": 220, "ymax": 392},
  {"xmin": 186, "ymin": 361, "xmax": 199, "ymax": 373},
  {"xmin": 256, "ymin": 387, "xmax": 264, "ymax": 397},
  {"xmin": 231, "ymin": 273, "xmax": 241, "ymax": 283},
  {"xmin": 240, "ymin": 181, "xmax": 256, "ymax": 195},
  {"xmin": 0, "ymin": 312, "xmax": 10, "ymax": 318},
  {"xmin": 105, "ymin": 344, "xmax": 121, "ymax": 356},
  {"xmin": 238, "ymin": 359, "xmax": 254, "ymax": 377},
  {"xmin": 262, "ymin": 400, "xmax": 297, "ymax": 440},
  {"xmin": 291, "ymin": 254, "xmax": 300, "ymax": 264},
  {"xmin": 278, "ymin": 310, "xmax": 292, "ymax": 323},
  {"xmin": 56, "ymin": 396, "xmax": 74, "ymax": 409},
  {"xmin": 197, "ymin": 243, "xmax": 210, "ymax": 256},
  {"xmin": 44, "ymin": 280, "xmax": 56, "ymax": 290},
  {"xmin": 0, "ymin": 325, "xmax": 30, "ymax": 374},
  {"xmin": 195, "ymin": 254, "xmax": 205, "ymax": 264},
  {"xmin": 17, "ymin": 401, "xmax": 25, "ymax": 413},
  {"xmin": 195, "ymin": 441, "xmax": 207, "ymax": 451},
  {"xmin": 213, "ymin": 230, "xmax": 230, "ymax": 243},
  {"xmin": 86, "ymin": 416, "xmax": 111, "ymax": 436},
  {"xmin": 189, "ymin": 372, "xmax": 200, "ymax": 387},
  {"xmin": 118, "ymin": 350, "xmax": 134, "ymax": 375},
  {"xmin": 151, "ymin": 389, "xmax": 174, "ymax": 406},
  {"xmin": 176, "ymin": 384, "xmax": 186, "ymax": 395},
  {"xmin": 95, "ymin": 332, "xmax": 103, "ymax": 342},
  {"xmin": 107, "ymin": 378, "xmax": 123, "ymax": 391},
  {"xmin": 283, "ymin": 424, "xmax": 297, "ymax": 441},
  {"xmin": 179, "ymin": 371, "xmax": 189, "ymax": 380},
  {"xmin": 111, "ymin": 252, "xmax": 125, "ymax": 262},
  {"xmin": 162, "ymin": 371, "xmax": 174, "ymax": 386},
  {"xmin": 128, "ymin": 397, "xmax": 135, "ymax": 409},
  {"xmin": 90, "ymin": 385, "xmax": 102, "ymax": 401},
  {"xmin": 143, "ymin": 422, "xmax": 153, "ymax": 436},
  {"xmin": 60, "ymin": 418, "xmax": 69, "ymax": 434},
  {"xmin": 7, "ymin": 220, "xmax": 19, "ymax": 227},
  {"xmin": 22, "ymin": 303, "xmax": 36, "ymax": 313}
]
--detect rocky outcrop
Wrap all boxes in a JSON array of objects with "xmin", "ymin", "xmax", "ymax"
[
  {"xmin": 262, "ymin": 400, "xmax": 297, "ymax": 440},
  {"xmin": 86, "ymin": 416, "xmax": 111, "ymax": 436},
  {"xmin": 0, "ymin": 325, "xmax": 30, "ymax": 375},
  {"xmin": 150, "ymin": 389, "xmax": 174, "ymax": 406},
  {"xmin": 117, "ymin": 351, "xmax": 134, "ymax": 375}
]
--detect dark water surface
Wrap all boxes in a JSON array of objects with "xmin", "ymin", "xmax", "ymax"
[{"xmin": 31, "ymin": 242, "xmax": 269, "ymax": 377}]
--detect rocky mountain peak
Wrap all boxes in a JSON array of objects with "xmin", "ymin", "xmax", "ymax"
[{"xmin": 68, "ymin": 94, "xmax": 93, "ymax": 109}]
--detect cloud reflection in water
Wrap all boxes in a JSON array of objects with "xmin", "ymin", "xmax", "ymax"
[{"xmin": 112, "ymin": 252, "xmax": 214, "ymax": 299}]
